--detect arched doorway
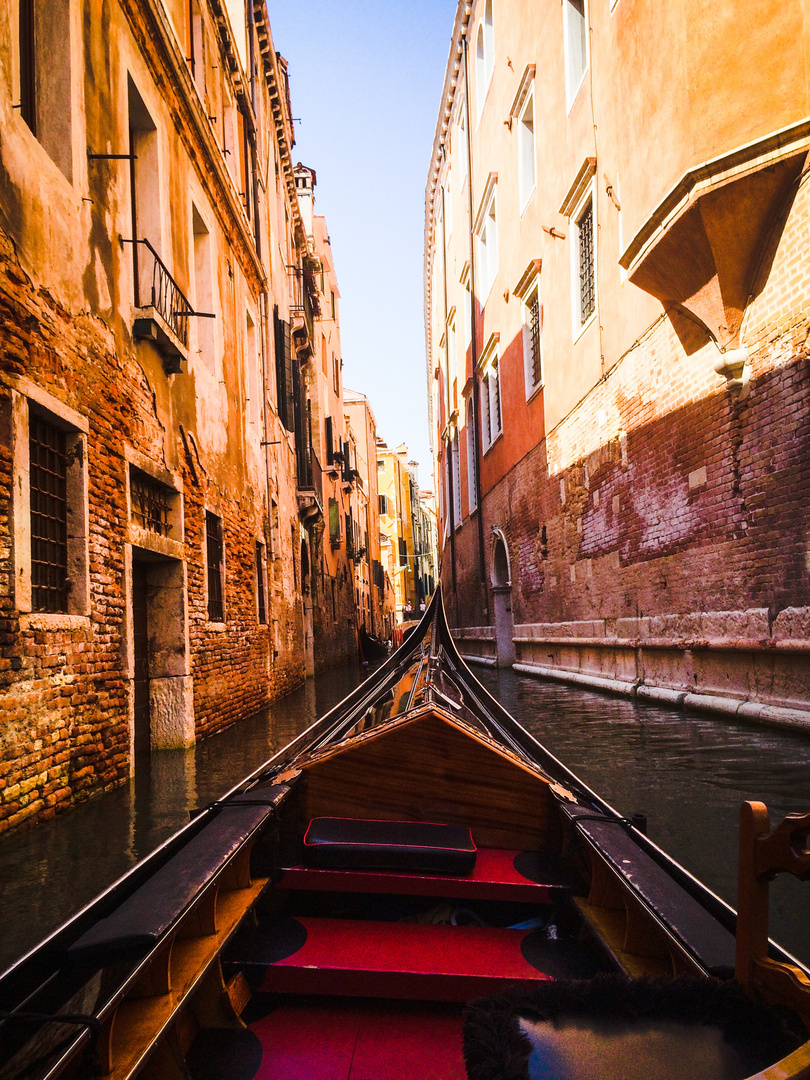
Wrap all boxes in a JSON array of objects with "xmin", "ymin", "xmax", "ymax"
[
  {"xmin": 491, "ymin": 530, "xmax": 515, "ymax": 667},
  {"xmin": 300, "ymin": 538, "xmax": 315, "ymax": 676}
]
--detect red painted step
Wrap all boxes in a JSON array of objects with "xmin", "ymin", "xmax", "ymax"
[
  {"xmin": 278, "ymin": 847, "xmax": 568, "ymax": 903},
  {"xmin": 251, "ymin": 999, "xmax": 466, "ymax": 1080},
  {"xmin": 258, "ymin": 916, "xmax": 552, "ymax": 1001}
]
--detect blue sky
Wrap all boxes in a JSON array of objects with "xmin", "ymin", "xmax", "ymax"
[{"xmin": 268, "ymin": 1, "xmax": 457, "ymax": 489}]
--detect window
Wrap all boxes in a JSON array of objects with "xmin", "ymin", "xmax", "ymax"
[
  {"xmin": 475, "ymin": 180, "xmax": 498, "ymax": 300},
  {"xmin": 188, "ymin": 0, "xmax": 204, "ymax": 92},
  {"xmin": 206, "ymin": 511, "xmax": 224, "ymax": 621},
  {"xmin": 465, "ymin": 397, "xmax": 478, "ymax": 513},
  {"xmin": 332, "ymin": 352, "xmax": 340, "ymax": 395},
  {"xmin": 518, "ymin": 90, "xmax": 536, "ymax": 210},
  {"xmin": 399, "ymin": 538, "xmax": 408, "ymax": 567},
  {"xmin": 451, "ymin": 431, "xmax": 462, "ymax": 526},
  {"xmin": 443, "ymin": 170, "xmax": 452, "ymax": 240},
  {"xmin": 379, "ymin": 494, "xmax": 390, "ymax": 516},
  {"xmin": 29, "ymin": 413, "xmax": 69, "ymax": 613},
  {"xmin": 328, "ymin": 498, "xmax": 340, "ymax": 547},
  {"xmin": 523, "ymin": 285, "xmax": 543, "ymax": 395},
  {"xmin": 10, "ymin": 388, "xmax": 89, "ymax": 618},
  {"xmin": 447, "ymin": 316, "xmax": 457, "ymax": 397},
  {"xmin": 462, "ymin": 269, "xmax": 472, "ymax": 349},
  {"xmin": 191, "ymin": 204, "xmax": 215, "ymax": 370},
  {"xmin": 475, "ymin": 0, "xmax": 494, "ymax": 118},
  {"xmin": 246, "ymin": 309, "xmax": 260, "ymax": 429},
  {"xmin": 274, "ymin": 306, "xmax": 294, "ymax": 430},
  {"xmin": 480, "ymin": 356, "xmax": 502, "ymax": 452},
  {"xmin": 256, "ymin": 541, "xmax": 267, "ymax": 624},
  {"xmin": 577, "ymin": 197, "xmax": 595, "ymax": 326},
  {"xmin": 564, "ymin": 0, "xmax": 588, "ymax": 107},
  {"xmin": 456, "ymin": 103, "xmax": 469, "ymax": 185},
  {"xmin": 16, "ymin": 0, "xmax": 73, "ymax": 181}
]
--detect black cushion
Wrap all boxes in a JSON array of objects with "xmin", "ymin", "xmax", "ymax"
[
  {"xmin": 67, "ymin": 785, "xmax": 286, "ymax": 963},
  {"xmin": 302, "ymin": 816, "xmax": 477, "ymax": 874}
]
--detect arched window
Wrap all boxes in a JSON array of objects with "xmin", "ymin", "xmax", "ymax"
[{"xmin": 476, "ymin": 0, "xmax": 494, "ymax": 117}]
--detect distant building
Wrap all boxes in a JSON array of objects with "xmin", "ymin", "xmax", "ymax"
[
  {"xmin": 377, "ymin": 443, "xmax": 436, "ymax": 623},
  {"xmin": 426, "ymin": 0, "xmax": 810, "ymax": 720},
  {"xmin": 344, "ymin": 390, "xmax": 392, "ymax": 641}
]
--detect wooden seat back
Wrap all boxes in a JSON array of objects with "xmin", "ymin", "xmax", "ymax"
[{"xmin": 736, "ymin": 800, "xmax": 810, "ymax": 1025}]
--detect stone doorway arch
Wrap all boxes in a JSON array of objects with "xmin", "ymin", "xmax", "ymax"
[{"xmin": 490, "ymin": 529, "xmax": 515, "ymax": 667}]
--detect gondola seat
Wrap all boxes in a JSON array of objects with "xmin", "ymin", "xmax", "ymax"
[{"xmin": 302, "ymin": 816, "xmax": 477, "ymax": 874}]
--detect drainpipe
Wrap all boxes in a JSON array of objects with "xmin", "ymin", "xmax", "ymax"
[
  {"xmin": 462, "ymin": 28, "xmax": 489, "ymax": 622},
  {"xmin": 439, "ymin": 176, "xmax": 459, "ymax": 615}
]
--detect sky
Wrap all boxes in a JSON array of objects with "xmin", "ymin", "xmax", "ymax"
[{"xmin": 268, "ymin": 1, "xmax": 457, "ymax": 491}]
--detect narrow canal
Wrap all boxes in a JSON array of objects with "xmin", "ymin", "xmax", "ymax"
[{"xmin": 2, "ymin": 663, "xmax": 810, "ymax": 974}]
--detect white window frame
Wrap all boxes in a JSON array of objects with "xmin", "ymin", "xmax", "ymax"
[
  {"xmin": 465, "ymin": 394, "xmax": 478, "ymax": 513},
  {"xmin": 570, "ymin": 181, "xmax": 597, "ymax": 341},
  {"xmin": 475, "ymin": 0, "xmax": 495, "ymax": 120},
  {"xmin": 443, "ymin": 168, "xmax": 453, "ymax": 241},
  {"xmin": 522, "ymin": 283, "xmax": 543, "ymax": 399},
  {"xmin": 520, "ymin": 86, "xmax": 540, "ymax": 212},
  {"xmin": 446, "ymin": 310, "xmax": 457, "ymax": 399},
  {"xmin": 456, "ymin": 100, "xmax": 469, "ymax": 186},
  {"xmin": 563, "ymin": 0, "xmax": 589, "ymax": 110},
  {"xmin": 461, "ymin": 264, "xmax": 472, "ymax": 350},
  {"xmin": 451, "ymin": 429, "xmax": 462, "ymax": 528},
  {"xmin": 478, "ymin": 334, "xmax": 502, "ymax": 453},
  {"xmin": 474, "ymin": 174, "xmax": 498, "ymax": 303}
]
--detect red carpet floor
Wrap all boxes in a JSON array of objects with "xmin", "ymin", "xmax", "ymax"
[{"xmin": 250, "ymin": 999, "xmax": 467, "ymax": 1079}]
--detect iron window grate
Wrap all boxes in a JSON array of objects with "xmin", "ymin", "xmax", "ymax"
[
  {"xmin": 256, "ymin": 542, "xmax": 266, "ymax": 624},
  {"xmin": 529, "ymin": 292, "xmax": 542, "ymax": 387},
  {"xmin": 206, "ymin": 511, "xmax": 224, "ymax": 621},
  {"xmin": 131, "ymin": 470, "xmax": 173, "ymax": 536},
  {"xmin": 30, "ymin": 415, "xmax": 69, "ymax": 613},
  {"xmin": 578, "ymin": 200, "xmax": 595, "ymax": 324}
]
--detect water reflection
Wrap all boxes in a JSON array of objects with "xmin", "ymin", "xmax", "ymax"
[
  {"xmin": 0, "ymin": 663, "xmax": 366, "ymax": 972},
  {"xmin": 483, "ymin": 668, "xmax": 810, "ymax": 966}
]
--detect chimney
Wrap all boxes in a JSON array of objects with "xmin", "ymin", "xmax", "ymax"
[{"xmin": 294, "ymin": 163, "xmax": 316, "ymax": 238}]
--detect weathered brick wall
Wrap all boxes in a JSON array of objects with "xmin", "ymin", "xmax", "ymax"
[
  {"xmin": 444, "ymin": 174, "xmax": 810, "ymax": 653},
  {"xmin": 1, "ymin": 235, "xmax": 141, "ymax": 833},
  {"xmin": 313, "ymin": 544, "xmax": 359, "ymax": 672},
  {"xmin": 0, "ymin": 232, "xmax": 304, "ymax": 834}
]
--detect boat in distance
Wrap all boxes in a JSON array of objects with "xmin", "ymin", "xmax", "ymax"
[{"xmin": 2, "ymin": 588, "xmax": 810, "ymax": 1080}]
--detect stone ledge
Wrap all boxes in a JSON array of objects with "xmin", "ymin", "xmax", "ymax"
[
  {"xmin": 460, "ymin": 654, "xmax": 498, "ymax": 667},
  {"xmin": 511, "ymin": 665, "xmax": 810, "ymax": 732}
]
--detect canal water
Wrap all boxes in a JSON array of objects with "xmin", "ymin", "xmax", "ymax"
[{"xmin": 2, "ymin": 662, "xmax": 810, "ymax": 973}]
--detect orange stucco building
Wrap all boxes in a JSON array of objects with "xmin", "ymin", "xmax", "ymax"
[{"xmin": 426, "ymin": 0, "xmax": 810, "ymax": 726}]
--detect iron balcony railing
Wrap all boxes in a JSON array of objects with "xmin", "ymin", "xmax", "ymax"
[
  {"xmin": 123, "ymin": 237, "xmax": 195, "ymax": 348},
  {"xmin": 287, "ymin": 264, "xmax": 318, "ymax": 345}
]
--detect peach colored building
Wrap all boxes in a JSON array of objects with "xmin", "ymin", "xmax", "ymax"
[{"xmin": 426, "ymin": 0, "xmax": 810, "ymax": 726}]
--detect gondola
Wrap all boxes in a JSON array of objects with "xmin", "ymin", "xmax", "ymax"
[{"xmin": 2, "ymin": 589, "xmax": 810, "ymax": 1080}]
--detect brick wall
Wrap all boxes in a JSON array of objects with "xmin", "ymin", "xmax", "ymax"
[{"xmin": 0, "ymin": 232, "xmax": 304, "ymax": 835}]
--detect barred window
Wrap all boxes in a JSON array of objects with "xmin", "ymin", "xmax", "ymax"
[
  {"xmin": 30, "ymin": 414, "xmax": 69, "ymax": 613},
  {"xmin": 130, "ymin": 468, "xmax": 173, "ymax": 536},
  {"xmin": 206, "ymin": 511, "xmax": 224, "ymax": 621},
  {"xmin": 578, "ymin": 199, "xmax": 595, "ymax": 324},
  {"xmin": 525, "ymin": 287, "xmax": 543, "ymax": 392},
  {"xmin": 256, "ymin": 541, "xmax": 266, "ymax": 624}
]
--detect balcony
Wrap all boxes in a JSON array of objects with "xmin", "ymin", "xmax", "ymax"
[
  {"xmin": 288, "ymin": 262, "xmax": 321, "ymax": 362},
  {"xmin": 126, "ymin": 239, "xmax": 210, "ymax": 374},
  {"xmin": 297, "ymin": 449, "xmax": 324, "ymax": 528}
]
